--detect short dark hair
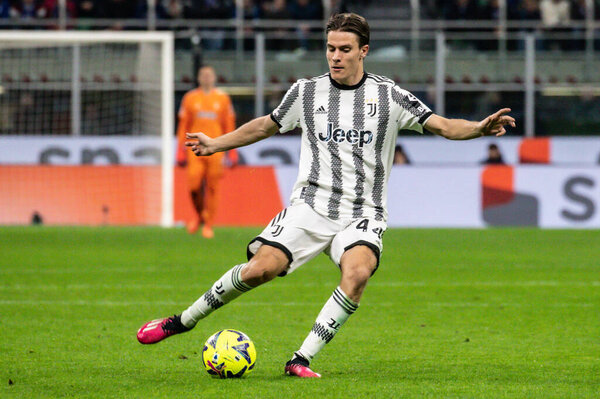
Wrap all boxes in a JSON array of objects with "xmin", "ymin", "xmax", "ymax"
[{"xmin": 326, "ymin": 13, "xmax": 370, "ymax": 48}]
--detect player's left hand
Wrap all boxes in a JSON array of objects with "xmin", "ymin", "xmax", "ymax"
[{"xmin": 478, "ymin": 108, "xmax": 516, "ymax": 137}]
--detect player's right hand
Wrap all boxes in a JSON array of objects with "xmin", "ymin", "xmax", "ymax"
[{"xmin": 185, "ymin": 132, "xmax": 215, "ymax": 156}]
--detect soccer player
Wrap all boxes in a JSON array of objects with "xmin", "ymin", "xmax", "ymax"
[
  {"xmin": 176, "ymin": 65, "xmax": 238, "ymax": 239},
  {"xmin": 138, "ymin": 13, "xmax": 515, "ymax": 378}
]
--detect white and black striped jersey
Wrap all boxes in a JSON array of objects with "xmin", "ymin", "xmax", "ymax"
[{"xmin": 270, "ymin": 72, "xmax": 433, "ymax": 223}]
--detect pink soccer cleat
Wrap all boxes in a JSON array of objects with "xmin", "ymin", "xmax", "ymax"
[
  {"xmin": 284, "ymin": 356, "xmax": 321, "ymax": 378},
  {"xmin": 137, "ymin": 314, "xmax": 190, "ymax": 344}
]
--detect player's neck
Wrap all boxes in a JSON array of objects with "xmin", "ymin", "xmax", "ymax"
[
  {"xmin": 200, "ymin": 86, "xmax": 214, "ymax": 94},
  {"xmin": 330, "ymin": 69, "xmax": 367, "ymax": 90}
]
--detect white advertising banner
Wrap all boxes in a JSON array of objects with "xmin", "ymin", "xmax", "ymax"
[
  {"xmin": 0, "ymin": 136, "xmax": 162, "ymax": 165},
  {"xmin": 515, "ymin": 167, "xmax": 600, "ymax": 228},
  {"xmin": 275, "ymin": 165, "xmax": 600, "ymax": 228},
  {"xmin": 551, "ymin": 138, "xmax": 600, "ymax": 165},
  {"xmin": 3, "ymin": 136, "xmax": 600, "ymax": 166}
]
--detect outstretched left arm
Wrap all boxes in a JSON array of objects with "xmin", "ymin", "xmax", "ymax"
[{"xmin": 424, "ymin": 108, "xmax": 516, "ymax": 140}]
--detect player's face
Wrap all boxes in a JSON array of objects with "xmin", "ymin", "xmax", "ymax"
[
  {"xmin": 198, "ymin": 67, "xmax": 216, "ymax": 90},
  {"xmin": 326, "ymin": 30, "xmax": 369, "ymax": 86}
]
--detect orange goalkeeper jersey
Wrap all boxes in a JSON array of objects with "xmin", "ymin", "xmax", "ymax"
[{"xmin": 176, "ymin": 88, "xmax": 236, "ymax": 155}]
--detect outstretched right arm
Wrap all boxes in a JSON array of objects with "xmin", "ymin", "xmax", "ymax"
[{"xmin": 185, "ymin": 115, "xmax": 279, "ymax": 156}]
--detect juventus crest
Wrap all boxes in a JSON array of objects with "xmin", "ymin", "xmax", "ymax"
[{"xmin": 367, "ymin": 101, "xmax": 377, "ymax": 117}]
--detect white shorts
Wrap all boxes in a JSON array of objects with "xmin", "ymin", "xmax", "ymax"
[{"xmin": 246, "ymin": 202, "xmax": 386, "ymax": 276}]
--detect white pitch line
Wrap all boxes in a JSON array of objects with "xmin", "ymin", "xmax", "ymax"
[
  {"xmin": 0, "ymin": 281, "xmax": 599, "ymax": 291},
  {"xmin": 0, "ymin": 299, "xmax": 594, "ymax": 308}
]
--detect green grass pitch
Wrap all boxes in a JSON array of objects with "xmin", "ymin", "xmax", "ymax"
[{"xmin": 1, "ymin": 227, "xmax": 599, "ymax": 398}]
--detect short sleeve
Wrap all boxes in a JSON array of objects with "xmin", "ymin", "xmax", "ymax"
[
  {"xmin": 391, "ymin": 86, "xmax": 433, "ymax": 134},
  {"xmin": 270, "ymin": 81, "xmax": 302, "ymax": 134}
]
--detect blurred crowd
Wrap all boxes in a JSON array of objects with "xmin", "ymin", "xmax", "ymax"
[
  {"xmin": 426, "ymin": 0, "xmax": 589, "ymax": 22},
  {"xmin": 0, "ymin": 0, "xmax": 596, "ymax": 22},
  {"xmin": 0, "ymin": 0, "xmax": 327, "ymax": 20}
]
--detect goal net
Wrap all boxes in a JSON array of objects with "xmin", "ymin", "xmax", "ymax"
[{"xmin": 0, "ymin": 31, "xmax": 174, "ymax": 226}]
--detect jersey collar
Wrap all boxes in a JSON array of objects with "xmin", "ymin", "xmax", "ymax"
[{"xmin": 329, "ymin": 72, "xmax": 368, "ymax": 90}]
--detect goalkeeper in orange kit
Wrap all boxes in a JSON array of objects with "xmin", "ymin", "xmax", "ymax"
[{"xmin": 176, "ymin": 66, "xmax": 238, "ymax": 238}]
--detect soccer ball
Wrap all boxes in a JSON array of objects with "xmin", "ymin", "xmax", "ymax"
[{"xmin": 202, "ymin": 329, "xmax": 256, "ymax": 378}]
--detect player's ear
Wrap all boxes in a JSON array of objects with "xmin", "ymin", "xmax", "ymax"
[{"xmin": 360, "ymin": 44, "xmax": 369, "ymax": 59}]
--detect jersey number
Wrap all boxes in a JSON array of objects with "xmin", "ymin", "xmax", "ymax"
[
  {"xmin": 356, "ymin": 219, "xmax": 384, "ymax": 239},
  {"xmin": 356, "ymin": 219, "xmax": 369, "ymax": 232}
]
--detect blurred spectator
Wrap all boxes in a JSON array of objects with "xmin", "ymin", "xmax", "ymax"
[
  {"xmin": 162, "ymin": 0, "xmax": 183, "ymax": 18},
  {"xmin": 184, "ymin": 0, "xmax": 235, "ymax": 19},
  {"xmin": 442, "ymin": 0, "xmax": 482, "ymax": 50},
  {"xmin": 103, "ymin": 0, "xmax": 137, "ymax": 19},
  {"xmin": 135, "ymin": 0, "xmax": 184, "ymax": 19},
  {"xmin": 288, "ymin": 0, "xmax": 322, "ymax": 19},
  {"xmin": 443, "ymin": 0, "xmax": 478, "ymax": 20},
  {"xmin": 481, "ymin": 143, "xmax": 505, "ymax": 164},
  {"xmin": 262, "ymin": 0, "xmax": 290, "ymax": 19},
  {"xmin": 393, "ymin": 144, "xmax": 411, "ymax": 165},
  {"xmin": 540, "ymin": 0, "xmax": 570, "ymax": 27},
  {"xmin": 478, "ymin": 0, "xmax": 501, "ymax": 20},
  {"xmin": 540, "ymin": 0, "xmax": 570, "ymax": 50},
  {"xmin": 76, "ymin": 0, "xmax": 103, "ymax": 19},
  {"xmin": 571, "ymin": 0, "xmax": 586, "ymax": 20},
  {"xmin": 262, "ymin": 0, "xmax": 293, "ymax": 50},
  {"xmin": 41, "ymin": 0, "xmax": 76, "ymax": 18},
  {"xmin": 571, "ymin": 0, "xmax": 586, "ymax": 50},
  {"xmin": 516, "ymin": 0, "xmax": 541, "ymax": 22},
  {"xmin": 244, "ymin": 0, "xmax": 260, "ymax": 19},
  {"xmin": 289, "ymin": 0, "xmax": 323, "ymax": 50},
  {"xmin": 0, "ymin": 0, "xmax": 11, "ymax": 18},
  {"xmin": 11, "ymin": 0, "xmax": 48, "ymax": 19},
  {"xmin": 185, "ymin": 1, "xmax": 235, "ymax": 50},
  {"xmin": 135, "ymin": 0, "xmax": 169, "ymax": 19}
]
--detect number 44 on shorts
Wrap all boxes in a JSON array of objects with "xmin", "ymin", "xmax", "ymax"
[{"xmin": 355, "ymin": 219, "xmax": 384, "ymax": 239}]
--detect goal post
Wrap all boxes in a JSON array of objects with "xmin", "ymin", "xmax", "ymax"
[{"xmin": 0, "ymin": 31, "xmax": 174, "ymax": 227}]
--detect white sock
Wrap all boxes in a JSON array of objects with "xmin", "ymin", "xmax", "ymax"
[
  {"xmin": 295, "ymin": 286, "xmax": 358, "ymax": 362},
  {"xmin": 180, "ymin": 263, "xmax": 252, "ymax": 328}
]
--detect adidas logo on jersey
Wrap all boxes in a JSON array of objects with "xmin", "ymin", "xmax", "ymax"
[
  {"xmin": 318, "ymin": 122, "xmax": 373, "ymax": 148},
  {"xmin": 315, "ymin": 105, "xmax": 327, "ymax": 114}
]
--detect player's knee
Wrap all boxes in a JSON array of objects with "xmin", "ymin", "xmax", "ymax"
[
  {"xmin": 341, "ymin": 263, "xmax": 373, "ymax": 286},
  {"xmin": 242, "ymin": 247, "xmax": 288, "ymax": 286},
  {"xmin": 243, "ymin": 265, "xmax": 274, "ymax": 286},
  {"xmin": 340, "ymin": 246, "xmax": 377, "ymax": 285}
]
